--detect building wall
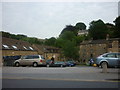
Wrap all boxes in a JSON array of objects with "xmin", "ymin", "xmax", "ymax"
[
  {"xmin": 79, "ymin": 44, "xmax": 107, "ymax": 62},
  {"xmin": 44, "ymin": 53, "xmax": 61, "ymax": 61},
  {"xmin": 79, "ymin": 39, "xmax": 120, "ymax": 63},
  {"xmin": 107, "ymin": 40, "xmax": 119, "ymax": 52},
  {"xmin": 32, "ymin": 44, "xmax": 61, "ymax": 61},
  {"xmin": 2, "ymin": 50, "xmax": 38, "ymax": 56}
]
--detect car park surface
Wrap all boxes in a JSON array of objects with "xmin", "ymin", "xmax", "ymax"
[{"xmin": 2, "ymin": 66, "xmax": 119, "ymax": 88}]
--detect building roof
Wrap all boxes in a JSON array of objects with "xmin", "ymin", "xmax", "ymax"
[
  {"xmin": 1, "ymin": 37, "xmax": 36, "ymax": 51},
  {"xmin": 33, "ymin": 44, "xmax": 60, "ymax": 53},
  {"xmin": 80, "ymin": 39, "xmax": 108, "ymax": 45},
  {"xmin": 80, "ymin": 38, "xmax": 120, "ymax": 45}
]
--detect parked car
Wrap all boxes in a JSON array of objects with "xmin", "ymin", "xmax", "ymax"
[
  {"xmin": 46, "ymin": 59, "xmax": 53, "ymax": 65},
  {"xmin": 46, "ymin": 59, "xmax": 54, "ymax": 67},
  {"xmin": 46, "ymin": 61, "xmax": 66, "ymax": 67},
  {"xmin": 96, "ymin": 53, "xmax": 120, "ymax": 68},
  {"xmin": 65, "ymin": 61, "xmax": 76, "ymax": 67},
  {"xmin": 14, "ymin": 55, "xmax": 46, "ymax": 67},
  {"xmin": 3, "ymin": 55, "xmax": 21, "ymax": 66}
]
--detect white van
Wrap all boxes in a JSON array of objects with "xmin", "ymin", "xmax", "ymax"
[{"xmin": 14, "ymin": 55, "xmax": 46, "ymax": 67}]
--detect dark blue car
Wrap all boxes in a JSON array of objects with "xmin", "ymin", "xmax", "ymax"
[{"xmin": 65, "ymin": 61, "xmax": 76, "ymax": 67}]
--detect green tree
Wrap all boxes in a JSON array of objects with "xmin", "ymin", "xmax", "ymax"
[
  {"xmin": 56, "ymin": 30, "xmax": 79, "ymax": 60},
  {"xmin": 106, "ymin": 23, "xmax": 115, "ymax": 38},
  {"xmin": 55, "ymin": 38, "xmax": 65, "ymax": 48},
  {"xmin": 44, "ymin": 37, "xmax": 56, "ymax": 46},
  {"xmin": 75, "ymin": 22, "xmax": 86, "ymax": 30},
  {"xmin": 60, "ymin": 31, "xmax": 76, "ymax": 41},
  {"xmin": 62, "ymin": 40, "xmax": 79, "ymax": 60},
  {"xmin": 60, "ymin": 25, "xmax": 78, "ymax": 36},
  {"xmin": 113, "ymin": 16, "xmax": 120, "ymax": 38},
  {"xmin": 89, "ymin": 19, "xmax": 108, "ymax": 40},
  {"xmin": 1, "ymin": 31, "xmax": 11, "ymax": 38}
]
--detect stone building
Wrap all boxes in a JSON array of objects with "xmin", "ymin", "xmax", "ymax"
[
  {"xmin": 79, "ymin": 38, "xmax": 120, "ymax": 63},
  {"xmin": 32, "ymin": 44, "xmax": 61, "ymax": 61},
  {"xmin": 78, "ymin": 30, "xmax": 88, "ymax": 36},
  {"xmin": 1, "ymin": 37, "xmax": 38, "ymax": 65}
]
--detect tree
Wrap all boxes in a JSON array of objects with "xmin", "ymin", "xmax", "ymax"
[
  {"xmin": 55, "ymin": 38, "xmax": 65, "ymax": 48},
  {"xmin": 75, "ymin": 22, "xmax": 86, "ymax": 30},
  {"xmin": 62, "ymin": 40, "xmax": 79, "ymax": 60},
  {"xmin": 113, "ymin": 16, "xmax": 120, "ymax": 38},
  {"xmin": 60, "ymin": 31, "xmax": 76, "ymax": 41},
  {"xmin": 60, "ymin": 25, "xmax": 78, "ymax": 36},
  {"xmin": 44, "ymin": 37, "xmax": 56, "ymax": 46},
  {"xmin": 1, "ymin": 31, "xmax": 11, "ymax": 38},
  {"xmin": 88, "ymin": 19, "xmax": 108, "ymax": 40},
  {"xmin": 105, "ymin": 23, "xmax": 115, "ymax": 38}
]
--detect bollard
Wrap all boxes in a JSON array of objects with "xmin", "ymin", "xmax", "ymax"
[{"xmin": 102, "ymin": 62, "xmax": 108, "ymax": 73}]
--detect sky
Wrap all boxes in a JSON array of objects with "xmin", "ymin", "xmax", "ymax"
[{"xmin": 1, "ymin": 0, "xmax": 119, "ymax": 39}]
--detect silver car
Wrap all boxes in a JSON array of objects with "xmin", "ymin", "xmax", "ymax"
[
  {"xmin": 14, "ymin": 55, "xmax": 46, "ymax": 67},
  {"xmin": 96, "ymin": 53, "xmax": 120, "ymax": 68}
]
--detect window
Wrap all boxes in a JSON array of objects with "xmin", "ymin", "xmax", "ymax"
[
  {"xmin": 23, "ymin": 46, "xmax": 27, "ymax": 50},
  {"xmin": 105, "ymin": 53, "xmax": 116, "ymax": 58},
  {"xmin": 3, "ymin": 44, "xmax": 9, "ymax": 49},
  {"xmin": 116, "ymin": 53, "xmax": 120, "ymax": 58},
  {"xmin": 12, "ymin": 45, "xmax": 18, "ymax": 49},
  {"xmin": 33, "ymin": 55, "xmax": 39, "ymax": 59},
  {"xmin": 23, "ymin": 55, "xmax": 33, "ymax": 59},
  {"xmin": 29, "ymin": 47, "xmax": 34, "ymax": 50}
]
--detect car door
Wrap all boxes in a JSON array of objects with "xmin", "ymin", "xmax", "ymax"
[
  {"xmin": 19, "ymin": 56, "xmax": 28, "ymax": 65},
  {"xmin": 105, "ymin": 53, "xmax": 118, "ymax": 67},
  {"xmin": 116, "ymin": 53, "xmax": 120, "ymax": 67},
  {"xmin": 20, "ymin": 55, "xmax": 33, "ymax": 65}
]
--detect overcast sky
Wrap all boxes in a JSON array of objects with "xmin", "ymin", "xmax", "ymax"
[{"xmin": 1, "ymin": 0, "xmax": 119, "ymax": 39}]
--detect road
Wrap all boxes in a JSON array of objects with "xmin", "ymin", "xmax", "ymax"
[
  {"xmin": 1, "ymin": 66, "xmax": 120, "ymax": 88},
  {"xmin": 3, "ymin": 79, "xmax": 119, "ymax": 88}
]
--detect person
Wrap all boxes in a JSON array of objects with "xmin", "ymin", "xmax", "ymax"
[
  {"xmin": 89, "ymin": 58, "xmax": 94, "ymax": 66},
  {"xmin": 51, "ymin": 57, "xmax": 54, "ymax": 64}
]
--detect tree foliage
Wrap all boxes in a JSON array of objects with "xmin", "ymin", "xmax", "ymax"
[
  {"xmin": 106, "ymin": 23, "xmax": 115, "ymax": 38},
  {"xmin": 62, "ymin": 40, "xmax": 79, "ymax": 60},
  {"xmin": 113, "ymin": 16, "xmax": 120, "ymax": 38},
  {"xmin": 1, "ymin": 31, "xmax": 43, "ymax": 45},
  {"xmin": 44, "ymin": 37, "xmax": 56, "ymax": 46},
  {"xmin": 75, "ymin": 22, "xmax": 86, "ymax": 30},
  {"xmin": 60, "ymin": 25, "xmax": 78, "ymax": 36},
  {"xmin": 88, "ymin": 19, "xmax": 108, "ymax": 40}
]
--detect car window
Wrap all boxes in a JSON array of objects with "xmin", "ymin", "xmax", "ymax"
[
  {"xmin": 41, "ymin": 56, "xmax": 45, "ymax": 59},
  {"xmin": 116, "ymin": 53, "xmax": 120, "ymax": 58},
  {"xmin": 106, "ymin": 53, "xmax": 116, "ymax": 58},
  {"xmin": 23, "ymin": 55, "xmax": 33, "ymax": 59},
  {"xmin": 33, "ymin": 55, "xmax": 39, "ymax": 59}
]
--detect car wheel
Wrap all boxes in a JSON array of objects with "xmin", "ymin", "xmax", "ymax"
[
  {"xmin": 15, "ymin": 62, "xmax": 20, "ymax": 67},
  {"xmin": 101, "ymin": 62, "xmax": 108, "ymax": 68},
  {"xmin": 33, "ymin": 62, "xmax": 38, "ymax": 67}
]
